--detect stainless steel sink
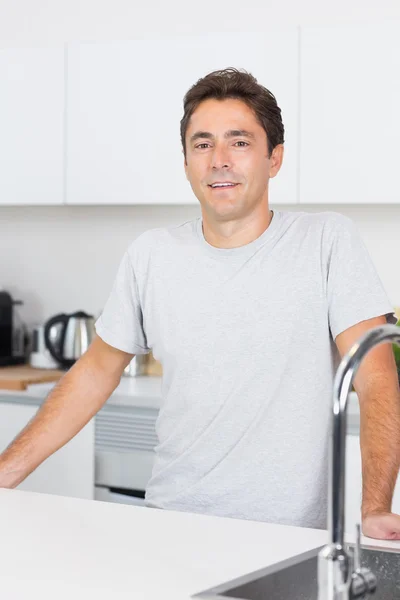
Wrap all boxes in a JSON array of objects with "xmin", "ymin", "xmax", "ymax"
[{"xmin": 193, "ymin": 543, "xmax": 400, "ymax": 600}]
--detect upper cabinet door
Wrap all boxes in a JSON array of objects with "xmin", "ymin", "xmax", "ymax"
[
  {"xmin": 66, "ymin": 31, "xmax": 299, "ymax": 205},
  {"xmin": 0, "ymin": 47, "xmax": 65, "ymax": 206},
  {"xmin": 300, "ymin": 23, "xmax": 400, "ymax": 204}
]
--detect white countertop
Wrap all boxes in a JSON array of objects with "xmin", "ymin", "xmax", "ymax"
[
  {"xmin": 0, "ymin": 377, "xmax": 361, "ymax": 433},
  {"xmin": 0, "ymin": 375, "xmax": 163, "ymax": 409},
  {"xmin": 0, "ymin": 374, "xmax": 360, "ymax": 411},
  {"xmin": 1, "ymin": 488, "xmax": 399, "ymax": 600}
]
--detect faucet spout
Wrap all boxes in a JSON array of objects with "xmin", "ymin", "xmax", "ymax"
[{"xmin": 319, "ymin": 323, "xmax": 400, "ymax": 599}]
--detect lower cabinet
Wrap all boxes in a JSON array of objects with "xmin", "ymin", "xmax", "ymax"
[
  {"xmin": 0, "ymin": 400, "xmax": 94, "ymax": 499},
  {"xmin": 346, "ymin": 434, "xmax": 400, "ymax": 535}
]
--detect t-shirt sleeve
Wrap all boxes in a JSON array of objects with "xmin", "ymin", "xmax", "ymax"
[
  {"xmin": 95, "ymin": 250, "xmax": 151, "ymax": 355},
  {"xmin": 326, "ymin": 215, "xmax": 398, "ymax": 340}
]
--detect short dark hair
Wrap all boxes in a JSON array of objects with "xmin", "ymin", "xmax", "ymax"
[{"xmin": 180, "ymin": 67, "xmax": 285, "ymax": 160}]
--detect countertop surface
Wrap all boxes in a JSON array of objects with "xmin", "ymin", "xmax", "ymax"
[
  {"xmin": 0, "ymin": 375, "xmax": 163, "ymax": 408},
  {"xmin": 1, "ymin": 488, "xmax": 399, "ymax": 600},
  {"xmin": 0, "ymin": 375, "xmax": 362, "ymax": 433}
]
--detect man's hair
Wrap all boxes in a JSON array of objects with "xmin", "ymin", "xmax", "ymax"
[{"xmin": 180, "ymin": 67, "xmax": 285, "ymax": 161}]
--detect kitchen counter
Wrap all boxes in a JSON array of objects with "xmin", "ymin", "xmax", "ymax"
[
  {"xmin": 0, "ymin": 375, "xmax": 163, "ymax": 408},
  {"xmin": 0, "ymin": 375, "xmax": 362, "ymax": 433},
  {"xmin": 26, "ymin": 374, "xmax": 163, "ymax": 408},
  {"xmin": 1, "ymin": 488, "xmax": 399, "ymax": 600}
]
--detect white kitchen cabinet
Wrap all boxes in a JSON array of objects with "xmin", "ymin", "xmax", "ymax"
[
  {"xmin": 345, "ymin": 434, "xmax": 400, "ymax": 535},
  {"xmin": 0, "ymin": 400, "xmax": 94, "ymax": 499},
  {"xmin": 66, "ymin": 31, "xmax": 299, "ymax": 206},
  {"xmin": 300, "ymin": 22, "xmax": 400, "ymax": 204},
  {"xmin": 0, "ymin": 47, "xmax": 65, "ymax": 205}
]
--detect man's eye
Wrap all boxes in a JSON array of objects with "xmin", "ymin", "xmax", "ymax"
[{"xmin": 194, "ymin": 141, "xmax": 249, "ymax": 149}]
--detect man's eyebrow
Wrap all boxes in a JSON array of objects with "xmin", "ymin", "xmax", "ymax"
[{"xmin": 189, "ymin": 129, "xmax": 256, "ymax": 143}]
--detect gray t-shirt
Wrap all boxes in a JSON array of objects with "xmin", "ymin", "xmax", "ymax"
[{"xmin": 95, "ymin": 210, "xmax": 397, "ymax": 529}]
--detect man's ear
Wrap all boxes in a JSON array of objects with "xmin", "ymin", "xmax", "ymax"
[
  {"xmin": 269, "ymin": 144, "xmax": 284, "ymax": 179},
  {"xmin": 183, "ymin": 149, "xmax": 189, "ymax": 180}
]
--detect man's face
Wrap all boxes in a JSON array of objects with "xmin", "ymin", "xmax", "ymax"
[{"xmin": 183, "ymin": 98, "xmax": 283, "ymax": 221}]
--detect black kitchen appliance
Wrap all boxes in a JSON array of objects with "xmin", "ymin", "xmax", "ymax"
[{"xmin": 0, "ymin": 291, "xmax": 27, "ymax": 366}]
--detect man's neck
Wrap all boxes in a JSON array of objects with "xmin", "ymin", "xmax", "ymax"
[{"xmin": 201, "ymin": 209, "xmax": 274, "ymax": 250}]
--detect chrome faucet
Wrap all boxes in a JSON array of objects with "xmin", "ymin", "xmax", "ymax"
[{"xmin": 318, "ymin": 323, "xmax": 400, "ymax": 600}]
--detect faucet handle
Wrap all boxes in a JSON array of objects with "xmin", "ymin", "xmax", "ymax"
[{"xmin": 350, "ymin": 523, "xmax": 377, "ymax": 598}]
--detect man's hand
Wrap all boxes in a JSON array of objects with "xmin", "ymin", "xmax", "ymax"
[{"xmin": 362, "ymin": 511, "xmax": 400, "ymax": 540}]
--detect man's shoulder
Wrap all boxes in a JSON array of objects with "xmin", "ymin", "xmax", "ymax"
[
  {"xmin": 282, "ymin": 209, "xmax": 355, "ymax": 238},
  {"xmin": 125, "ymin": 217, "xmax": 199, "ymax": 258}
]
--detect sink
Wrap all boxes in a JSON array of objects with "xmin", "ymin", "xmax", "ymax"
[{"xmin": 193, "ymin": 543, "xmax": 400, "ymax": 600}]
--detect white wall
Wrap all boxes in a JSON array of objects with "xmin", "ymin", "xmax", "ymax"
[{"xmin": 1, "ymin": 0, "xmax": 400, "ymax": 329}]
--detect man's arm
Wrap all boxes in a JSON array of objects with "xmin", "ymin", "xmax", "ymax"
[
  {"xmin": 0, "ymin": 334, "xmax": 134, "ymax": 489},
  {"xmin": 335, "ymin": 315, "xmax": 400, "ymax": 539}
]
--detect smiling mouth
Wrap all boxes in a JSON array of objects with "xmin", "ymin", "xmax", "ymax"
[{"xmin": 208, "ymin": 183, "xmax": 239, "ymax": 190}]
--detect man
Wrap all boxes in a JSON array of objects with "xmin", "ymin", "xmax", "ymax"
[{"xmin": 1, "ymin": 68, "xmax": 399, "ymax": 539}]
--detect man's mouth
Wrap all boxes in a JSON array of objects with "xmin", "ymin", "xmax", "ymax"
[{"xmin": 208, "ymin": 182, "xmax": 239, "ymax": 189}]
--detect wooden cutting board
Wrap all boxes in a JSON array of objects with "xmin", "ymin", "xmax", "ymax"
[{"xmin": 0, "ymin": 365, "xmax": 65, "ymax": 391}]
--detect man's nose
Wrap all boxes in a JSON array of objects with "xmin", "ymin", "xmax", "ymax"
[{"xmin": 211, "ymin": 146, "xmax": 231, "ymax": 170}]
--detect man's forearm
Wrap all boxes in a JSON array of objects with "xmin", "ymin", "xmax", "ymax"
[
  {"xmin": 359, "ymin": 375, "xmax": 400, "ymax": 518},
  {"xmin": 0, "ymin": 355, "xmax": 119, "ymax": 488}
]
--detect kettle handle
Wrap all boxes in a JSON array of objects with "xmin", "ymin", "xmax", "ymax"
[{"xmin": 44, "ymin": 313, "xmax": 69, "ymax": 368}]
